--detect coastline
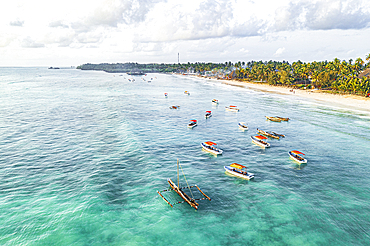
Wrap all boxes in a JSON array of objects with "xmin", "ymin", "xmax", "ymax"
[{"xmin": 190, "ymin": 75, "xmax": 370, "ymax": 114}]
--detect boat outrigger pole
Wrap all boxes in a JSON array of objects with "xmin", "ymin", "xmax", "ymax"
[{"xmin": 177, "ymin": 159, "xmax": 179, "ymax": 188}]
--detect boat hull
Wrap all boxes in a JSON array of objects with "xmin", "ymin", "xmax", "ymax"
[
  {"xmin": 224, "ymin": 166, "xmax": 254, "ymax": 180},
  {"xmin": 238, "ymin": 123, "xmax": 248, "ymax": 130},
  {"xmin": 201, "ymin": 143, "xmax": 223, "ymax": 155},
  {"xmin": 251, "ymin": 136, "xmax": 270, "ymax": 148},
  {"xmin": 289, "ymin": 152, "xmax": 307, "ymax": 164},
  {"xmin": 188, "ymin": 123, "xmax": 197, "ymax": 128},
  {"xmin": 266, "ymin": 116, "xmax": 281, "ymax": 122},
  {"xmin": 225, "ymin": 107, "xmax": 239, "ymax": 112},
  {"xmin": 167, "ymin": 178, "xmax": 198, "ymax": 209},
  {"xmin": 257, "ymin": 129, "xmax": 279, "ymax": 139}
]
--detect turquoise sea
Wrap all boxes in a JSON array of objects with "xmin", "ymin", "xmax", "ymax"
[{"xmin": 1, "ymin": 67, "xmax": 370, "ymax": 245}]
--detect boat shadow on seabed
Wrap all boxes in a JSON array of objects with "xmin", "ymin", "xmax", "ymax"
[{"xmin": 290, "ymin": 162, "xmax": 308, "ymax": 170}]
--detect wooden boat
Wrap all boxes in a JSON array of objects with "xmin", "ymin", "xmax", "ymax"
[
  {"xmin": 224, "ymin": 163, "xmax": 254, "ymax": 180},
  {"xmin": 157, "ymin": 159, "xmax": 211, "ymax": 210},
  {"xmin": 212, "ymin": 99, "xmax": 219, "ymax": 105},
  {"xmin": 225, "ymin": 105, "xmax": 239, "ymax": 112},
  {"xmin": 265, "ymin": 116, "xmax": 282, "ymax": 122},
  {"xmin": 205, "ymin": 111, "xmax": 212, "ymax": 119},
  {"xmin": 275, "ymin": 116, "xmax": 290, "ymax": 121},
  {"xmin": 289, "ymin": 150, "xmax": 307, "ymax": 164},
  {"xmin": 164, "ymin": 93, "xmax": 168, "ymax": 98},
  {"xmin": 270, "ymin": 131, "xmax": 285, "ymax": 138},
  {"xmin": 169, "ymin": 105, "xmax": 180, "ymax": 109},
  {"xmin": 184, "ymin": 91, "xmax": 190, "ymax": 95},
  {"xmin": 251, "ymin": 135, "xmax": 270, "ymax": 148},
  {"xmin": 238, "ymin": 122, "xmax": 248, "ymax": 131},
  {"xmin": 201, "ymin": 141, "xmax": 223, "ymax": 155},
  {"xmin": 257, "ymin": 128, "xmax": 280, "ymax": 139},
  {"xmin": 187, "ymin": 119, "xmax": 197, "ymax": 128}
]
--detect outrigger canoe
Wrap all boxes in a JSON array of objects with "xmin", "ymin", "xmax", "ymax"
[
  {"xmin": 224, "ymin": 163, "xmax": 254, "ymax": 180},
  {"xmin": 289, "ymin": 150, "xmax": 307, "ymax": 164},
  {"xmin": 238, "ymin": 122, "xmax": 248, "ymax": 131},
  {"xmin": 212, "ymin": 99, "xmax": 219, "ymax": 105},
  {"xmin": 157, "ymin": 159, "xmax": 211, "ymax": 210},
  {"xmin": 251, "ymin": 135, "xmax": 270, "ymax": 148},
  {"xmin": 257, "ymin": 128, "xmax": 280, "ymax": 139},
  {"xmin": 201, "ymin": 141, "xmax": 223, "ymax": 155},
  {"xmin": 265, "ymin": 116, "xmax": 282, "ymax": 122},
  {"xmin": 205, "ymin": 111, "xmax": 212, "ymax": 119},
  {"xmin": 225, "ymin": 105, "xmax": 239, "ymax": 112},
  {"xmin": 188, "ymin": 119, "xmax": 197, "ymax": 128}
]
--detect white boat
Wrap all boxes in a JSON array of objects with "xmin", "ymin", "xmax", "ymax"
[
  {"xmin": 238, "ymin": 122, "xmax": 248, "ymax": 131},
  {"xmin": 205, "ymin": 111, "xmax": 212, "ymax": 119},
  {"xmin": 164, "ymin": 93, "xmax": 168, "ymax": 98},
  {"xmin": 201, "ymin": 141, "xmax": 223, "ymax": 155},
  {"xmin": 225, "ymin": 105, "xmax": 239, "ymax": 112},
  {"xmin": 224, "ymin": 163, "xmax": 254, "ymax": 180},
  {"xmin": 289, "ymin": 150, "xmax": 307, "ymax": 164},
  {"xmin": 188, "ymin": 119, "xmax": 197, "ymax": 128},
  {"xmin": 212, "ymin": 99, "xmax": 219, "ymax": 105},
  {"xmin": 251, "ymin": 135, "xmax": 270, "ymax": 148},
  {"xmin": 184, "ymin": 91, "xmax": 190, "ymax": 95},
  {"xmin": 169, "ymin": 105, "xmax": 180, "ymax": 109}
]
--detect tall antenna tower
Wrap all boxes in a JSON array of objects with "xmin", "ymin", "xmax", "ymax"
[{"xmin": 178, "ymin": 53, "xmax": 179, "ymax": 64}]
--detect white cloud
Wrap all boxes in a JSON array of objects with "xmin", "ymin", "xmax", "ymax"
[
  {"xmin": 9, "ymin": 20, "xmax": 24, "ymax": 27},
  {"xmin": 273, "ymin": 0, "xmax": 370, "ymax": 31},
  {"xmin": 21, "ymin": 37, "xmax": 45, "ymax": 48},
  {"xmin": 274, "ymin": 47, "xmax": 286, "ymax": 57},
  {"xmin": 1, "ymin": 0, "xmax": 370, "ymax": 66}
]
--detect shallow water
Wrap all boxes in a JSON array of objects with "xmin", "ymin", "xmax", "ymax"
[{"xmin": 0, "ymin": 68, "xmax": 369, "ymax": 245}]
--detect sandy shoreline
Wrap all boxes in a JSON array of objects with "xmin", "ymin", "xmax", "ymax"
[{"xmin": 193, "ymin": 76, "xmax": 370, "ymax": 114}]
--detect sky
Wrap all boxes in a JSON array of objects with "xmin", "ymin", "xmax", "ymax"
[{"xmin": 1, "ymin": 0, "xmax": 370, "ymax": 66}]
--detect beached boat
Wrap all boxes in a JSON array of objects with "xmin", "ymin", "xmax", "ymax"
[
  {"xmin": 265, "ymin": 116, "xmax": 282, "ymax": 122},
  {"xmin": 251, "ymin": 135, "xmax": 270, "ymax": 148},
  {"xmin": 184, "ymin": 91, "xmax": 190, "ymax": 95},
  {"xmin": 157, "ymin": 159, "xmax": 211, "ymax": 210},
  {"xmin": 201, "ymin": 141, "xmax": 223, "ymax": 155},
  {"xmin": 257, "ymin": 128, "xmax": 280, "ymax": 139},
  {"xmin": 224, "ymin": 163, "xmax": 254, "ymax": 180},
  {"xmin": 238, "ymin": 122, "xmax": 248, "ymax": 131},
  {"xmin": 205, "ymin": 111, "xmax": 212, "ymax": 119},
  {"xmin": 212, "ymin": 99, "xmax": 219, "ymax": 105},
  {"xmin": 225, "ymin": 105, "xmax": 239, "ymax": 112},
  {"xmin": 169, "ymin": 105, "xmax": 180, "ymax": 109},
  {"xmin": 289, "ymin": 150, "xmax": 307, "ymax": 164},
  {"xmin": 187, "ymin": 119, "xmax": 197, "ymax": 128},
  {"xmin": 164, "ymin": 93, "xmax": 168, "ymax": 98},
  {"xmin": 275, "ymin": 116, "xmax": 290, "ymax": 121}
]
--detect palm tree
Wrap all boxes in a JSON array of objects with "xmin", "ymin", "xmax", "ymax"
[{"xmin": 366, "ymin": 53, "xmax": 370, "ymax": 68}]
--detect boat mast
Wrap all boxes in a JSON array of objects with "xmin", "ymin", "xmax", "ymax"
[{"xmin": 177, "ymin": 159, "xmax": 179, "ymax": 188}]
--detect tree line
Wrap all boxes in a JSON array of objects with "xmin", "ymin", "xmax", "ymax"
[
  {"xmin": 231, "ymin": 55, "xmax": 370, "ymax": 96},
  {"xmin": 77, "ymin": 54, "xmax": 370, "ymax": 96}
]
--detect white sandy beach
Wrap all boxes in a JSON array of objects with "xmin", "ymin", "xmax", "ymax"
[{"xmin": 214, "ymin": 79, "xmax": 370, "ymax": 114}]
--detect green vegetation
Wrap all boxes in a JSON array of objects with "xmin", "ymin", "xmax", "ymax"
[
  {"xmin": 77, "ymin": 54, "xmax": 370, "ymax": 96},
  {"xmin": 76, "ymin": 62, "xmax": 228, "ymax": 74},
  {"xmin": 232, "ymin": 56, "xmax": 370, "ymax": 96}
]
